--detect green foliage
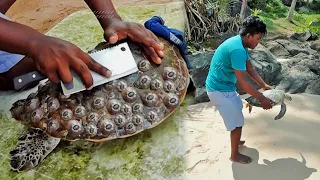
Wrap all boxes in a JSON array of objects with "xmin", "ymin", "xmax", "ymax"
[{"xmin": 248, "ymin": 0, "xmax": 268, "ymax": 11}]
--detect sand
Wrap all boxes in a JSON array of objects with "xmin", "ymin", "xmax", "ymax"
[
  {"xmin": 5, "ymin": 0, "xmax": 180, "ymax": 33},
  {"xmin": 183, "ymin": 93, "xmax": 320, "ymax": 180}
]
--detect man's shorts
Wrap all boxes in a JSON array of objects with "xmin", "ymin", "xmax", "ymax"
[
  {"xmin": 207, "ymin": 90, "xmax": 244, "ymax": 131},
  {"xmin": 0, "ymin": 12, "xmax": 25, "ymax": 73}
]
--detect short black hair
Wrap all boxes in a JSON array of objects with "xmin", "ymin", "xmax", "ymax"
[{"xmin": 239, "ymin": 16, "xmax": 267, "ymax": 37}]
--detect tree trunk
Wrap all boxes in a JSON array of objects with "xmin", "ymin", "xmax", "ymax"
[
  {"xmin": 240, "ymin": 0, "xmax": 248, "ymax": 21},
  {"xmin": 286, "ymin": 0, "xmax": 297, "ymax": 22}
]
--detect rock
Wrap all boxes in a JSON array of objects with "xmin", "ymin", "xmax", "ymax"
[
  {"xmin": 275, "ymin": 39, "xmax": 318, "ymax": 56},
  {"xmin": 290, "ymin": 31, "xmax": 312, "ymax": 42},
  {"xmin": 264, "ymin": 41, "xmax": 291, "ymax": 58},
  {"xmin": 188, "ymin": 51, "xmax": 214, "ymax": 88},
  {"xmin": 311, "ymin": 40, "xmax": 320, "ymax": 51},
  {"xmin": 274, "ymin": 53, "xmax": 320, "ymax": 94},
  {"xmin": 247, "ymin": 44, "xmax": 282, "ymax": 85},
  {"xmin": 195, "ymin": 87, "xmax": 210, "ymax": 103}
]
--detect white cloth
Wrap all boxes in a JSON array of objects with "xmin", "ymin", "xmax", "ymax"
[
  {"xmin": 207, "ymin": 90, "xmax": 244, "ymax": 131},
  {"xmin": 0, "ymin": 12, "xmax": 25, "ymax": 73}
]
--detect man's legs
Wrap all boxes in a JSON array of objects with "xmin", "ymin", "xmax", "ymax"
[
  {"xmin": 230, "ymin": 127, "xmax": 251, "ymax": 163},
  {"xmin": 207, "ymin": 91, "xmax": 251, "ymax": 164}
]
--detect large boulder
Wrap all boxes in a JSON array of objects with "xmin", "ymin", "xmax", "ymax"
[{"xmin": 275, "ymin": 53, "xmax": 320, "ymax": 94}]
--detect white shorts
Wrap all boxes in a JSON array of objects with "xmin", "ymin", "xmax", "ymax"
[
  {"xmin": 0, "ymin": 12, "xmax": 25, "ymax": 73},
  {"xmin": 207, "ymin": 90, "xmax": 244, "ymax": 131}
]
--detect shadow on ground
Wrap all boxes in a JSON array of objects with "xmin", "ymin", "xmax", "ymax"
[{"xmin": 232, "ymin": 146, "xmax": 317, "ymax": 180}]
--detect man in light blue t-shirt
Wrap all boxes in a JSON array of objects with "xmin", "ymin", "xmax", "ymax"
[{"xmin": 206, "ymin": 16, "xmax": 274, "ymax": 164}]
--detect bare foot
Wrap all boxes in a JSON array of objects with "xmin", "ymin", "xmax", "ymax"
[{"xmin": 230, "ymin": 153, "xmax": 252, "ymax": 164}]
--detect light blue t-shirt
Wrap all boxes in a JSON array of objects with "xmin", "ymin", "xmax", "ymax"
[{"xmin": 205, "ymin": 35, "xmax": 249, "ymax": 92}]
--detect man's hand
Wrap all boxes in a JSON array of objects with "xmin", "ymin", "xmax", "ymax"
[
  {"xmin": 258, "ymin": 96, "xmax": 274, "ymax": 110},
  {"xmin": 103, "ymin": 18, "xmax": 164, "ymax": 64},
  {"xmin": 262, "ymin": 84, "xmax": 272, "ymax": 90},
  {"xmin": 29, "ymin": 36, "xmax": 112, "ymax": 89}
]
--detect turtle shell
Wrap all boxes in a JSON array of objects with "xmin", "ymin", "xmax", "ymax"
[{"xmin": 9, "ymin": 38, "xmax": 189, "ymax": 142}]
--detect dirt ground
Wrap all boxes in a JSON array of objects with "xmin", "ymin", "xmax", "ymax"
[{"xmin": 5, "ymin": 0, "xmax": 180, "ymax": 33}]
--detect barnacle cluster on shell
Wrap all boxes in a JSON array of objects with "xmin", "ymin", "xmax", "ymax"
[{"xmin": 10, "ymin": 40, "xmax": 189, "ymax": 142}]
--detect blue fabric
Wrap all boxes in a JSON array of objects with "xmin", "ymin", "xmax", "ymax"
[
  {"xmin": 144, "ymin": 16, "xmax": 191, "ymax": 69},
  {"xmin": 205, "ymin": 35, "xmax": 249, "ymax": 92}
]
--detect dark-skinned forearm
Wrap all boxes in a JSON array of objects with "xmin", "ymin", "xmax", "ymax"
[
  {"xmin": 84, "ymin": 0, "xmax": 122, "ymax": 30},
  {"xmin": 247, "ymin": 68, "xmax": 267, "ymax": 87},
  {"xmin": 0, "ymin": 18, "xmax": 45, "ymax": 57},
  {"xmin": 0, "ymin": 0, "xmax": 16, "ymax": 14},
  {"xmin": 238, "ymin": 73, "xmax": 265, "ymax": 100}
]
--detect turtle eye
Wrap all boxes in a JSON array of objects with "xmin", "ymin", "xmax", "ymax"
[
  {"xmin": 47, "ymin": 98, "xmax": 60, "ymax": 114},
  {"xmin": 125, "ymin": 122, "xmax": 137, "ymax": 134},
  {"xmin": 25, "ymin": 98, "xmax": 40, "ymax": 113},
  {"xmin": 132, "ymin": 103, "xmax": 144, "ymax": 114},
  {"xmin": 132, "ymin": 114, "xmax": 144, "ymax": 126},
  {"xmin": 138, "ymin": 60, "xmax": 151, "ymax": 72},
  {"xmin": 121, "ymin": 104, "xmax": 132, "ymax": 115},
  {"xmin": 74, "ymin": 105, "xmax": 86, "ymax": 118},
  {"xmin": 60, "ymin": 108, "xmax": 73, "ymax": 121},
  {"xmin": 87, "ymin": 112, "xmax": 100, "ymax": 124},
  {"xmin": 121, "ymin": 87, "xmax": 137, "ymax": 103},
  {"xmin": 116, "ymin": 80, "xmax": 128, "ymax": 92},
  {"xmin": 107, "ymin": 99, "xmax": 122, "ymax": 115},
  {"xmin": 163, "ymin": 93, "xmax": 179, "ymax": 109},
  {"xmin": 113, "ymin": 114, "xmax": 126, "ymax": 128},
  {"xmin": 141, "ymin": 92, "xmax": 159, "ymax": 107},
  {"xmin": 164, "ymin": 81, "xmax": 175, "ymax": 93},
  {"xmin": 162, "ymin": 67, "xmax": 177, "ymax": 81},
  {"xmin": 30, "ymin": 109, "xmax": 44, "ymax": 124},
  {"xmin": 137, "ymin": 75, "xmax": 151, "ymax": 89},
  {"xmin": 150, "ymin": 79, "xmax": 163, "ymax": 90},
  {"xmin": 92, "ymin": 97, "xmax": 105, "ymax": 109},
  {"xmin": 146, "ymin": 111, "xmax": 159, "ymax": 123},
  {"xmin": 99, "ymin": 118, "xmax": 116, "ymax": 136},
  {"xmin": 67, "ymin": 120, "xmax": 84, "ymax": 138}
]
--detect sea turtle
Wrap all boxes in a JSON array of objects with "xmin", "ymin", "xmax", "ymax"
[
  {"xmin": 8, "ymin": 37, "xmax": 189, "ymax": 172},
  {"xmin": 245, "ymin": 89, "xmax": 292, "ymax": 120}
]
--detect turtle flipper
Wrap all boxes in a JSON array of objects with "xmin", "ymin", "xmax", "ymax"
[
  {"xmin": 10, "ymin": 129, "xmax": 60, "ymax": 172},
  {"xmin": 284, "ymin": 94, "xmax": 292, "ymax": 101},
  {"xmin": 274, "ymin": 103, "xmax": 287, "ymax": 120},
  {"xmin": 245, "ymin": 103, "xmax": 253, "ymax": 113}
]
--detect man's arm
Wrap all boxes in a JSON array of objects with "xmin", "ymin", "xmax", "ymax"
[
  {"xmin": 234, "ymin": 70, "xmax": 265, "ymax": 101},
  {"xmin": 0, "ymin": 18, "xmax": 43, "ymax": 56},
  {"xmin": 0, "ymin": 0, "xmax": 16, "ymax": 14},
  {"xmin": 246, "ymin": 60, "xmax": 268, "ymax": 88},
  {"xmin": 84, "ymin": 0, "xmax": 122, "ymax": 30}
]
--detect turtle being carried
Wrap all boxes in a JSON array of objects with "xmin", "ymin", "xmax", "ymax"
[
  {"xmin": 245, "ymin": 89, "xmax": 292, "ymax": 120},
  {"xmin": 8, "ymin": 37, "xmax": 189, "ymax": 172}
]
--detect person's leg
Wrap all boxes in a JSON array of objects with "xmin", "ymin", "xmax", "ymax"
[
  {"xmin": 230, "ymin": 127, "xmax": 251, "ymax": 163},
  {"xmin": 0, "ymin": 57, "xmax": 37, "ymax": 90},
  {"xmin": 207, "ymin": 91, "xmax": 251, "ymax": 164},
  {"xmin": 229, "ymin": 92, "xmax": 251, "ymax": 163}
]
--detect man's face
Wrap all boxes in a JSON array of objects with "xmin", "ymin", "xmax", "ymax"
[{"xmin": 246, "ymin": 33, "xmax": 263, "ymax": 49}]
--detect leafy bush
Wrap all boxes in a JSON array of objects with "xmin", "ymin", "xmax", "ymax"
[{"xmin": 248, "ymin": 0, "xmax": 268, "ymax": 11}]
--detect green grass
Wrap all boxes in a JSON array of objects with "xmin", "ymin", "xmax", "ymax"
[{"xmin": 255, "ymin": 0, "xmax": 320, "ymax": 36}]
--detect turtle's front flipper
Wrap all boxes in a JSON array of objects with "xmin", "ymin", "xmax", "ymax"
[
  {"xmin": 274, "ymin": 103, "xmax": 287, "ymax": 120},
  {"xmin": 246, "ymin": 103, "xmax": 253, "ymax": 113},
  {"xmin": 9, "ymin": 129, "xmax": 60, "ymax": 172}
]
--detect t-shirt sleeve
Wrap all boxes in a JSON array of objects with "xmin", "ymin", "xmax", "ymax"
[{"xmin": 230, "ymin": 49, "xmax": 248, "ymax": 71}]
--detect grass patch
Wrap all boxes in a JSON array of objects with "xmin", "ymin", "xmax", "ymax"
[{"xmin": 255, "ymin": 0, "xmax": 320, "ymax": 36}]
